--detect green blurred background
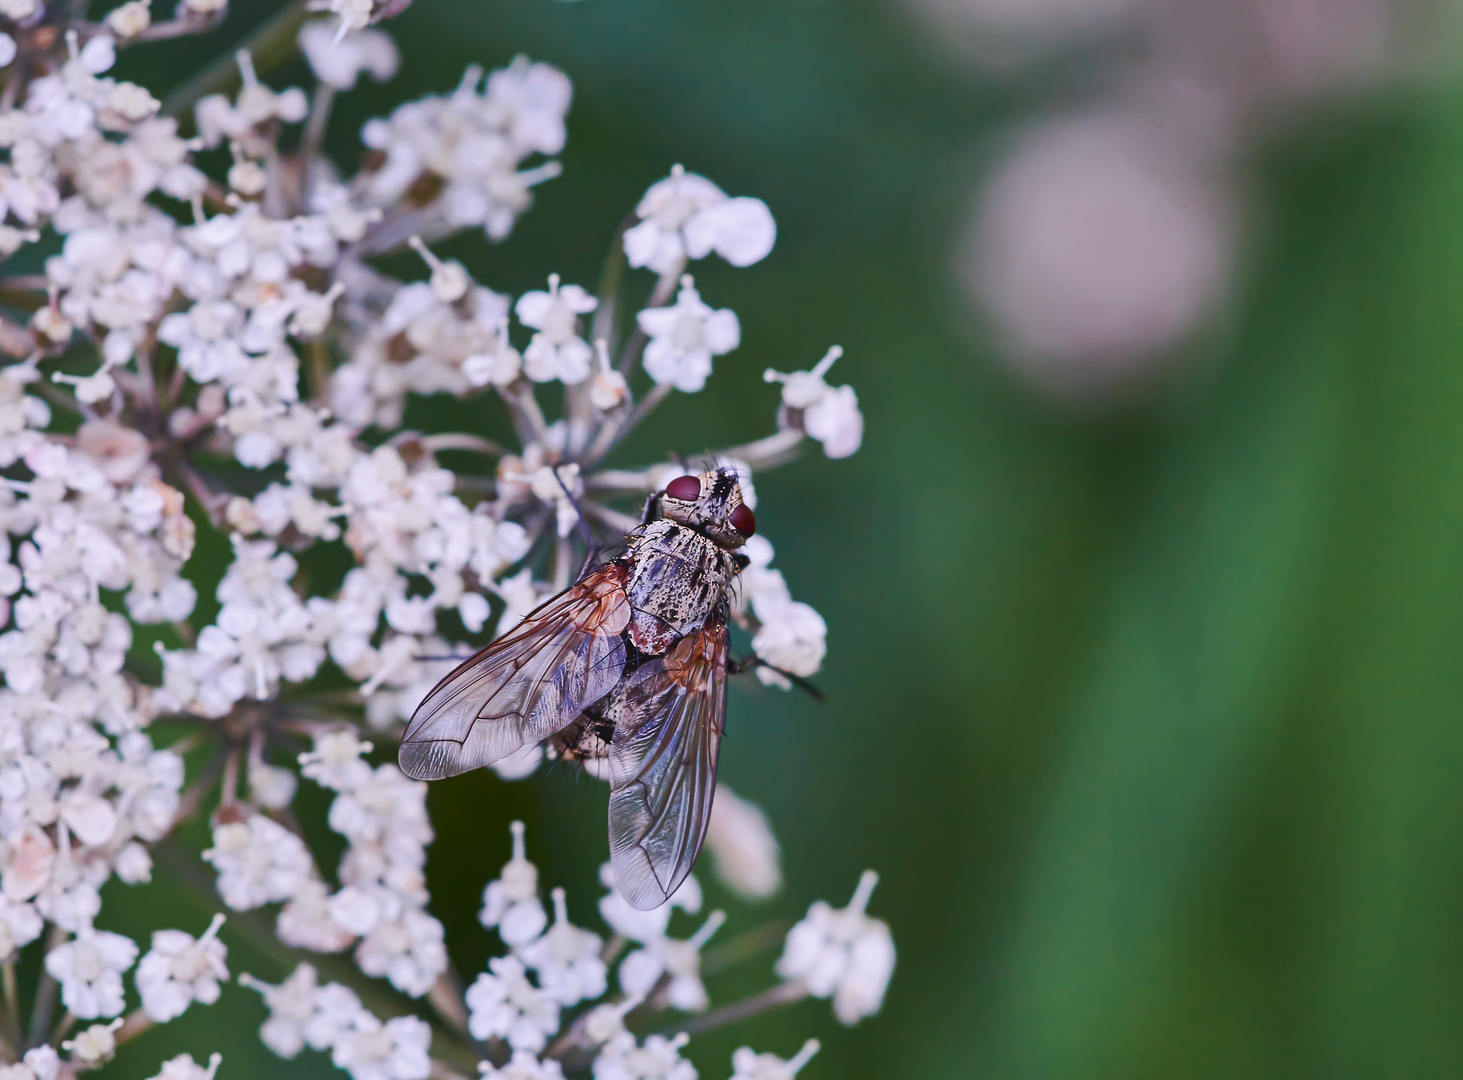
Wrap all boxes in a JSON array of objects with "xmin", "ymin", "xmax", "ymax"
[{"xmin": 98, "ymin": 0, "xmax": 1463, "ymax": 1076}]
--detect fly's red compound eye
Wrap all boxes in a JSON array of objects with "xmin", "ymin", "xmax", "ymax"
[
  {"xmin": 665, "ymin": 475, "xmax": 702, "ymax": 501},
  {"xmin": 730, "ymin": 504, "xmax": 756, "ymax": 537}
]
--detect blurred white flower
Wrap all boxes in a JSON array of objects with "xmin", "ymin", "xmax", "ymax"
[
  {"xmin": 750, "ymin": 600, "xmax": 827, "ymax": 686},
  {"xmin": 764, "ymin": 347, "xmax": 863, "ymax": 459},
  {"xmin": 44, "ymin": 928, "xmax": 137, "ymax": 1019},
  {"xmin": 306, "ymin": 981, "xmax": 374, "ymax": 1051},
  {"xmin": 248, "ymin": 762, "xmax": 299, "ymax": 809},
  {"xmin": 729, "ymin": 1039, "xmax": 820, "ymax": 1080},
  {"xmin": 203, "ymin": 813, "xmax": 314, "ymax": 910},
  {"xmin": 479, "ymin": 1050, "xmax": 566, "ymax": 1080},
  {"xmin": 625, "ymin": 165, "xmax": 776, "ymax": 273},
  {"xmin": 637, "ymin": 275, "xmax": 741, "ymax": 392},
  {"xmin": 481, "ymin": 820, "xmax": 548, "ymax": 947},
  {"xmin": 277, "ymin": 879, "xmax": 357, "ymax": 953},
  {"xmin": 967, "ymin": 109, "xmax": 1231, "ymax": 393},
  {"xmin": 62, "ymin": 1019, "xmax": 123, "ymax": 1066},
  {"xmin": 0, "ymin": 896, "xmax": 43, "ymax": 958},
  {"xmin": 592, "ymin": 1031, "xmax": 696, "ymax": 1080},
  {"xmin": 463, "ymin": 320, "xmax": 523, "ymax": 388},
  {"xmin": 331, "ymin": 1013, "xmax": 431, "ymax": 1080},
  {"xmin": 76, "ymin": 419, "xmax": 150, "ymax": 484},
  {"xmin": 299, "ymin": 22, "xmax": 399, "ymax": 90},
  {"xmin": 195, "ymin": 50, "xmax": 308, "ymax": 151},
  {"xmin": 136, "ymin": 913, "xmax": 230, "ymax": 1022},
  {"xmin": 105, "ymin": 1, "xmax": 151, "ymax": 38},
  {"xmin": 619, "ymin": 909, "xmax": 724, "ymax": 1012},
  {"xmin": 144, "ymin": 1054, "xmax": 222, "ymax": 1080},
  {"xmin": 777, "ymin": 871, "xmax": 895, "ymax": 1025},
  {"xmin": 705, "ymin": 785, "xmax": 781, "ymax": 899},
  {"xmin": 0, "ymin": 1046, "xmax": 59, "ymax": 1080},
  {"xmin": 519, "ymin": 887, "xmax": 606, "ymax": 1006},
  {"xmin": 516, "ymin": 274, "xmax": 598, "ymax": 384},
  {"xmin": 355, "ymin": 906, "xmax": 447, "ymax": 998},
  {"xmin": 239, "ymin": 963, "xmax": 320, "ymax": 1059},
  {"xmin": 465, "ymin": 954, "xmax": 561, "ymax": 1052}
]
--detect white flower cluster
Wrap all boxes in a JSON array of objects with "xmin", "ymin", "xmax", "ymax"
[
  {"xmin": 240, "ymin": 962, "xmax": 431, "ymax": 1080},
  {"xmin": 361, "ymin": 57, "xmax": 570, "ymax": 241},
  {"xmin": 45, "ymin": 910, "xmax": 229, "ymax": 1027},
  {"xmin": 777, "ymin": 871, "xmax": 895, "ymax": 1026},
  {"xmin": 207, "ymin": 730, "xmax": 444, "ymax": 998},
  {"xmin": 0, "ymin": 4, "xmax": 885, "ymax": 1078},
  {"xmin": 225, "ymin": 821, "xmax": 881, "ymax": 1080}
]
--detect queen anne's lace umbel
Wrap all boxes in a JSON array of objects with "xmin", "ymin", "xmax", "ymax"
[{"xmin": 0, "ymin": 1, "xmax": 886, "ymax": 1077}]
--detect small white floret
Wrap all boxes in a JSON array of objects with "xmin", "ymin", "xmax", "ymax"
[
  {"xmin": 624, "ymin": 165, "xmax": 776, "ymax": 273},
  {"xmin": 44, "ymin": 927, "xmax": 138, "ymax": 1019},
  {"xmin": 519, "ymin": 887, "xmax": 606, "ymax": 1006},
  {"xmin": 464, "ymin": 954, "xmax": 560, "ymax": 1052},
  {"xmin": 729, "ymin": 1039, "xmax": 820, "ymax": 1080},
  {"xmin": 515, "ymin": 274, "xmax": 597, "ymax": 384},
  {"xmin": 135, "ymin": 913, "xmax": 230, "ymax": 1022},
  {"xmin": 636, "ymin": 275, "xmax": 740, "ymax": 393},
  {"xmin": 775, "ymin": 871, "xmax": 895, "ymax": 1026},
  {"xmin": 480, "ymin": 819, "xmax": 548, "ymax": 946}
]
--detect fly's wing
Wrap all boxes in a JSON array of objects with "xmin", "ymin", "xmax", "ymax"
[
  {"xmin": 606, "ymin": 623, "xmax": 728, "ymax": 910},
  {"xmin": 398, "ymin": 563, "xmax": 631, "ymax": 781}
]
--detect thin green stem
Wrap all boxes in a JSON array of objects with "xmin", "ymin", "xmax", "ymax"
[
  {"xmin": 27, "ymin": 925, "xmax": 65, "ymax": 1048},
  {"xmin": 1, "ymin": 962, "xmax": 20, "ymax": 1055},
  {"xmin": 162, "ymin": 0, "xmax": 310, "ymax": 121},
  {"xmin": 699, "ymin": 919, "xmax": 792, "ymax": 977},
  {"xmin": 49, "ymin": 1011, "xmax": 74, "ymax": 1046},
  {"xmin": 662, "ymin": 980, "xmax": 809, "ymax": 1039}
]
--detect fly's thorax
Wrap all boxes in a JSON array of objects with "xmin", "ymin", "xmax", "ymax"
[{"xmin": 624, "ymin": 520, "xmax": 738, "ymax": 656}]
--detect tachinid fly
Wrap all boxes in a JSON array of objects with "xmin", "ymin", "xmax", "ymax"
[{"xmin": 398, "ymin": 466, "xmax": 761, "ymax": 910}]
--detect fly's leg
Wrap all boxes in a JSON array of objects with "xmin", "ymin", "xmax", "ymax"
[
  {"xmin": 554, "ymin": 469, "xmax": 602, "ymax": 577},
  {"xmin": 728, "ymin": 652, "xmax": 826, "ymax": 702}
]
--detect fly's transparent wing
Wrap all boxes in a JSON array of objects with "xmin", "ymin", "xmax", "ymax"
[
  {"xmin": 606, "ymin": 624, "xmax": 728, "ymax": 910},
  {"xmin": 398, "ymin": 564, "xmax": 631, "ymax": 781}
]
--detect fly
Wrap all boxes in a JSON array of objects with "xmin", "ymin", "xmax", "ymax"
[{"xmin": 399, "ymin": 465, "xmax": 774, "ymax": 910}]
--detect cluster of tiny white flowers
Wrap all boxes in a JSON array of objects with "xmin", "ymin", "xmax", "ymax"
[
  {"xmin": 776, "ymin": 871, "xmax": 896, "ymax": 1026},
  {"xmin": 205, "ymin": 729, "xmax": 448, "ymax": 999},
  {"xmin": 0, "ymin": 2, "xmax": 885, "ymax": 1077},
  {"xmin": 241, "ymin": 820, "xmax": 888, "ymax": 1079},
  {"xmin": 240, "ymin": 962, "xmax": 431, "ymax": 1080}
]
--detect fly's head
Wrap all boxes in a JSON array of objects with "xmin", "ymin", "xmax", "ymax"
[{"xmin": 659, "ymin": 467, "xmax": 756, "ymax": 549}]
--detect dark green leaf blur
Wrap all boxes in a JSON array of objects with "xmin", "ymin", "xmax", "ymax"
[{"xmin": 100, "ymin": 1, "xmax": 1463, "ymax": 1077}]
